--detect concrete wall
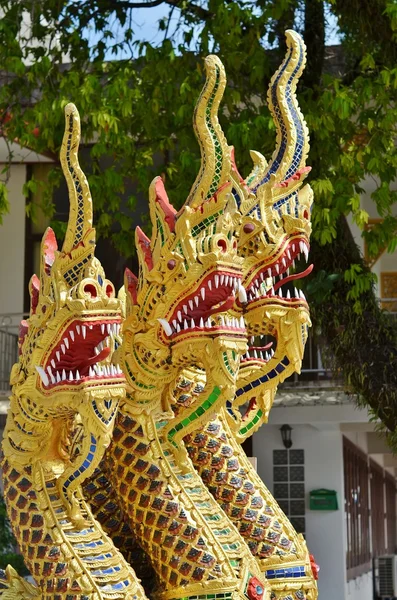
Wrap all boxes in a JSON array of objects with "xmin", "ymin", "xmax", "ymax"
[{"xmin": 0, "ymin": 164, "xmax": 27, "ymax": 324}]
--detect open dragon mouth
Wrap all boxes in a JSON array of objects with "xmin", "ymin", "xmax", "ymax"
[
  {"xmin": 245, "ymin": 237, "xmax": 313, "ymax": 304},
  {"xmin": 159, "ymin": 271, "xmax": 246, "ymax": 338},
  {"xmin": 241, "ymin": 335, "xmax": 277, "ymax": 364},
  {"xmin": 36, "ymin": 317, "xmax": 124, "ymax": 389}
]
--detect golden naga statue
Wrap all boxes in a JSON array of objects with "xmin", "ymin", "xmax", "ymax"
[{"xmin": 0, "ymin": 28, "xmax": 318, "ymax": 600}]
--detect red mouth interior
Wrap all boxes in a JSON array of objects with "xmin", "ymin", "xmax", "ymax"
[
  {"xmin": 38, "ymin": 318, "xmax": 124, "ymax": 389},
  {"xmin": 166, "ymin": 271, "xmax": 245, "ymax": 337},
  {"xmin": 245, "ymin": 237, "xmax": 313, "ymax": 304}
]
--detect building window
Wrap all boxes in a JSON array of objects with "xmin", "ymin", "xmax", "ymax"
[
  {"xmin": 370, "ymin": 460, "xmax": 386, "ymax": 557},
  {"xmin": 343, "ymin": 437, "xmax": 371, "ymax": 579},
  {"xmin": 385, "ymin": 473, "xmax": 396, "ymax": 554},
  {"xmin": 273, "ymin": 449, "xmax": 305, "ymax": 535},
  {"xmin": 380, "ymin": 271, "xmax": 397, "ymax": 312}
]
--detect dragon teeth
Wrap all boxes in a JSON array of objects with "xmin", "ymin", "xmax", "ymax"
[
  {"xmin": 215, "ymin": 275, "xmax": 219, "ymax": 288},
  {"xmin": 208, "ymin": 280, "xmax": 212, "ymax": 291},
  {"xmin": 194, "ymin": 296, "xmax": 199, "ymax": 307},
  {"xmin": 64, "ymin": 337, "xmax": 69, "ymax": 350},
  {"xmin": 56, "ymin": 372, "xmax": 61, "ymax": 383},
  {"xmin": 177, "ymin": 311, "xmax": 182, "ymax": 322},
  {"xmin": 69, "ymin": 330, "xmax": 75, "ymax": 342},
  {"xmin": 89, "ymin": 366, "xmax": 95, "ymax": 377},
  {"xmin": 82, "ymin": 325, "xmax": 86, "ymax": 339},
  {"xmin": 61, "ymin": 344, "xmax": 66, "ymax": 355},
  {"xmin": 183, "ymin": 305, "xmax": 188, "ymax": 314},
  {"xmin": 35, "ymin": 366, "xmax": 49, "ymax": 386},
  {"xmin": 201, "ymin": 288, "xmax": 205, "ymax": 301},
  {"xmin": 238, "ymin": 285, "xmax": 247, "ymax": 303},
  {"xmin": 158, "ymin": 318, "xmax": 172, "ymax": 337},
  {"xmin": 51, "ymin": 359, "xmax": 56, "ymax": 369},
  {"xmin": 188, "ymin": 300, "xmax": 194, "ymax": 311},
  {"xmin": 62, "ymin": 369, "xmax": 66, "ymax": 381}
]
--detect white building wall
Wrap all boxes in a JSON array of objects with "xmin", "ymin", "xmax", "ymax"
[
  {"xmin": 253, "ymin": 423, "xmax": 347, "ymax": 600},
  {"xmin": 0, "ymin": 164, "xmax": 27, "ymax": 322}
]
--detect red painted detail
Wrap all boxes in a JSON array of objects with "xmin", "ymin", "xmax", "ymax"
[
  {"xmin": 243, "ymin": 223, "xmax": 255, "ymax": 234},
  {"xmin": 42, "ymin": 227, "xmax": 57, "ymax": 274},
  {"xmin": 303, "ymin": 209, "xmax": 309, "ymax": 219},
  {"xmin": 274, "ymin": 166, "xmax": 312, "ymax": 188},
  {"xmin": 18, "ymin": 320, "xmax": 29, "ymax": 356},
  {"xmin": 247, "ymin": 576, "xmax": 264, "ymax": 600},
  {"xmin": 154, "ymin": 177, "xmax": 176, "ymax": 233},
  {"xmin": 125, "ymin": 268, "xmax": 138, "ymax": 305},
  {"xmin": 310, "ymin": 554, "xmax": 320, "ymax": 580},
  {"xmin": 136, "ymin": 227, "xmax": 153, "ymax": 271},
  {"xmin": 230, "ymin": 146, "xmax": 245, "ymax": 184},
  {"xmin": 30, "ymin": 274, "xmax": 40, "ymax": 314},
  {"xmin": 84, "ymin": 283, "xmax": 97, "ymax": 298},
  {"xmin": 105, "ymin": 283, "xmax": 115, "ymax": 298},
  {"xmin": 217, "ymin": 239, "xmax": 227, "ymax": 253},
  {"xmin": 167, "ymin": 259, "xmax": 176, "ymax": 270}
]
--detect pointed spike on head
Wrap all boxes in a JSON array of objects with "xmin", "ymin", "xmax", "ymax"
[
  {"xmin": 29, "ymin": 274, "xmax": 40, "ymax": 315},
  {"xmin": 18, "ymin": 320, "xmax": 29, "ymax": 355},
  {"xmin": 229, "ymin": 146, "xmax": 245, "ymax": 185},
  {"xmin": 124, "ymin": 268, "xmax": 138, "ymax": 305},
  {"xmin": 150, "ymin": 176, "xmax": 176, "ymax": 233},
  {"xmin": 135, "ymin": 226, "xmax": 153, "ymax": 271},
  {"xmin": 41, "ymin": 227, "xmax": 57, "ymax": 275}
]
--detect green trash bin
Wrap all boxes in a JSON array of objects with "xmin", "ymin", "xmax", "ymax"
[{"xmin": 309, "ymin": 489, "xmax": 338, "ymax": 511}]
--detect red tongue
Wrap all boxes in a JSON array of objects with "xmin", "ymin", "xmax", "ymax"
[
  {"xmin": 273, "ymin": 263, "xmax": 314, "ymax": 293},
  {"xmin": 249, "ymin": 342, "xmax": 273, "ymax": 351},
  {"xmin": 84, "ymin": 347, "xmax": 111, "ymax": 367}
]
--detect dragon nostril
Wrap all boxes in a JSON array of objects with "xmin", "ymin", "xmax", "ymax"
[
  {"xmin": 217, "ymin": 239, "xmax": 227, "ymax": 253},
  {"xmin": 303, "ymin": 210, "xmax": 309, "ymax": 219},
  {"xmin": 233, "ymin": 240, "xmax": 237, "ymax": 249},
  {"xmin": 106, "ymin": 284, "xmax": 115, "ymax": 298},
  {"xmin": 84, "ymin": 284, "xmax": 97, "ymax": 298}
]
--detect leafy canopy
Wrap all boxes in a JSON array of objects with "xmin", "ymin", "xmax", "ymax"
[{"xmin": 0, "ymin": 0, "xmax": 395, "ymax": 261}]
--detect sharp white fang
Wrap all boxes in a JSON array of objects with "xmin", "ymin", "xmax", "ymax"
[
  {"xmin": 176, "ymin": 323, "xmax": 181, "ymax": 332},
  {"xmin": 106, "ymin": 324, "xmax": 111, "ymax": 334},
  {"xmin": 190, "ymin": 319, "xmax": 195, "ymax": 328},
  {"xmin": 215, "ymin": 275, "xmax": 219, "ymax": 288},
  {"xmin": 266, "ymin": 352, "xmax": 270, "ymax": 361},
  {"xmin": 173, "ymin": 320, "xmax": 178, "ymax": 330},
  {"xmin": 82, "ymin": 326, "xmax": 86, "ymax": 339},
  {"xmin": 255, "ymin": 288, "xmax": 260, "ymax": 298},
  {"xmin": 224, "ymin": 275, "xmax": 229, "ymax": 287},
  {"xmin": 183, "ymin": 305, "xmax": 188, "ymax": 314},
  {"xmin": 76, "ymin": 370, "xmax": 80, "ymax": 380},
  {"xmin": 286, "ymin": 290, "xmax": 291, "ymax": 299},
  {"xmin": 47, "ymin": 366, "xmax": 52, "ymax": 377},
  {"xmin": 220, "ymin": 275, "xmax": 225, "ymax": 285},
  {"xmin": 201, "ymin": 288, "xmax": 205, "ymax": 301},
  {"xmin": 56, "ymin": 372, "xmax": 61, "ymax": 383},
  {"xmin": 36, "ymin": 366, "xmax": 49, "ymax": 386},
  {"xmin": 184, "ymin": 320, "xmax": 189, "ymax": 330},
  {"xmin": 61, "ymin": 344, "xmax": 66, "ymax": 355},
  {"xmin": 287, "ymin": 249, "xmax": 291, "ymax": 260},
  {"xmin": 300, "ymin": 290, "xmax": 306, "ymax": 300},
  {"xmin": 89, "ymin": 367, "xmax": 94, "ymax": 377},
  {"xmin": 158, "ymin": 318, "xmax": 173, "ymax": 337},
  {"xmin": 292, "ymin": 243, "xmax": 295, "ymax": 253},
  {"xmin": 294, "ymin": 287, "xmax": 299, "ymax": 298},
  {"xmin": 56, "ymin": 351, "xmax": 60, "ymax": 362},
  {"xmin": 208, "ymin": 280, "xmax": 212, "ymax": 291},
  {"xmin": 70, "ymin": 331, "xmax": 75, "ymax": 342},
  {"xmin": 200, "ymin": 317, "xmax": 204, "ymax": 328},
  {"xmin": 194, "ymin": 296, "xmax": 199, "ymax": 307},
  {"xmin": 206, "ymin": 318, "xmax": 211, "ymax": 327},
  {"xmin": 239, "ymin": 316, "xmax": 245, "ymax": 328},
  {"xmin": 292, "ymin": 259, "xmax": 296, "ymax": 269},
  {"xmin": 253, "ymin": 350, "xmax": 258, "ymax": 359},
  {"xmin": 275, "ymin": 264, "xmax": 279, "ymax": 274},
  {"xmin": 267, "ymin": 268, "xmax": 272, "ymax": 278},
  {"xmin": 177, "ymin": 311, "xmax": 182, "ymax": 322},
  {"xmin": 279, "ymin": 288, "xmax": 283, "ymax": 298},
  {"xmin": 51, "ymin": 359, "xmax": 56, "ymax": 369},
  {"xmin": 282, "ymin": 257, "xmax": 286, "ymax": 267},
  {"xmin": 188, "ymin": 299, "xmax": 194, "ymax": 311},
  {"xmin": 303, "ymin": 246, "xmax": 309, "ymax": 262},
  {"xmin": 62, "ymin": 370, "xmax": 66, "ymax": 381},
  {"xmin": 299, "ymin": 241, "xmax": 304, "ymax": 253},
  {"xmin": 76, "ymin": 325, "xmax": 81, "ymax": 335},
  {"xmin": 101, "ymin": 324, "xmax": 105, "ymax": 334},
  {"xmin": 238, "ymin": 285, "xmax": 248, "ymax": 303},
  {"xmin": 69, "ymin": 371, "xmax": 73, "ymax": 381},
  {"xmin": 64, "ymin": 337, "xmax": 69, "ymax": 350},
  {"xmin": 220, "ymin": 316, "xmax": 225, "ymax": 327}
]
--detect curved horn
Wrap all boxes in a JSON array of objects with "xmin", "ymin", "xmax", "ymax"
[
  {"xmin": 250, "ymin": 30, "xmax": 309, "ymax": 193},
  {"xmin": 185, "ymin": 55, "xmax": 231, "ymax": 209},
  {"xmin": 60, "ymin": 103, "xmax": 94, "ymax": 254}
]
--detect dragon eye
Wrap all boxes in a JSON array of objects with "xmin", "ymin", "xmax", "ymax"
[
  {"xmin": 217, "ymin": 239, "xmax": 227, "ymax": 253},
  {"xmin": 106, "ymin": 284, "xmax": 115, "ymax": 298},
  {"xmin": 167, "ymin": 259, "xmax": 176, "ymax": 270},
  {"xmin": 243, "ymin": 223, "xmax": 255, "ymax": 234}
]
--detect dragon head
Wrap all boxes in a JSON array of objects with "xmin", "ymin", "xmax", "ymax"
[
  {"xmin": 227, "ymin": 31, "xmax": 313, "ymax": 439},
  {"xmin": 121, "ymin": 56, "xmax": 248, "ymax": 446},
  {"xmin": 8, "ymin": 104, "xmax": 125, "ymax": 525}
]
